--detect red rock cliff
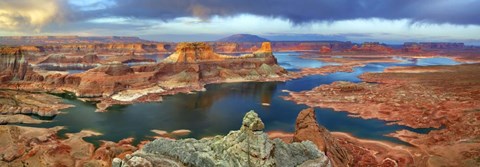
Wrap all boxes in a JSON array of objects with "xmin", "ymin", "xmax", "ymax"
[
  {"xmin": 0, "ymin": 47, "xmax": 30, "ymax": 82},
  {"xmin": 346, "ymin": 42, "xmax": 394, "ymax": 54},
  {"xmin": 293, "ymin": 108, "xmax": 352, "ymax": 167},
  {"xmin": 163, "ymin": 42, "xmax": 225, "ymax": 63}
]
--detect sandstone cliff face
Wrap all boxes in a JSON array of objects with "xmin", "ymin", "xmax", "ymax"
[
  {"xmin": 114, "ymin": 111, "xmax": 331, "ymax": 167},
  {"xmin": 0, "ymin": 90, "xmax": 73, "ymax": 117},
  {"xmin": 210, "ymin": 42, "xmax": 241, "ymax": 53},
  {"xmin": 404, "ymin": 42, "xmax": 465, "ymax": 50},
  {"xmin": 0, "ymin": 36, "xmax": 149, "ymax": 45},
  {"xmin": 72, "ymin": 63, "xmax": 148, "ymax": 98},
  {"xmin": 320, "ymin": 46, "xmax": 332, "ymax": 54},
  {"xmin": 402, "ymin": 43, "xmax": 423, "ymax": 53},
  {"xmin": 0, "ymin": 47, "xmax": 43, "ymax": 83},
  {"xmin": 35, "ymin": 53, "xmax": 101, "ymax": 71},
  {"xmin": 161, "ymin": 42, "xmax": 286, "ymax": 83},
  {"xmin": 346, "ymin": 42, "xmax": 394, "ymax": 54},
  {"xmin": 52, "ymin": 41, "xmax": 287, "ymax": 99},
  {"xmin": 0, "ymin": 48, "xmax": 29, "ymax": 82},
  {"xmin": 271, "ymin": 42, "xmax": 353, "ymax": 52},
  {"xmin": 207, "ymin": 41, "xmax": 354, "ymax": 53},
  {"xmin": 17, "ymin": 43, "xmax": 172, "ymax": 54},
  {"xmin": 0, "ymin": 42, "xmax": 288, "ymax": 111},
  {"xmin": 163, "ymin": 42, "xmax": 225, "ymax": 63},
  {"xmin": 0, "ymin": 125, "xmax": 139, "ymax": 167},
  {"xmin": 293, "ymin": 108, "xmax": 352, "ymax": 167}
]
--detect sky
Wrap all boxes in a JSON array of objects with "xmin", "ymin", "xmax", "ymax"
[{"xmin": 0, "ymin": 0, "xmax": 479, "ymax": 44}]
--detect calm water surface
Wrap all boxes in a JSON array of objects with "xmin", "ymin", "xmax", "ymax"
[{"xmin": 28, "ymin": 53, "xmax": 459, "ymax": 146}]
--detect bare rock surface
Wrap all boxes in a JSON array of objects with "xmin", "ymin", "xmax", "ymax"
[
  {"xmin": 115, "ymin": 111, "xmax": 331, "ymax": 167},
  {"xmin": 0, "ymin": 90, "xmax": 73, "ymax": 117},
  {"xmin": 293, "ymin": 108, "xmax": 352, "ymax": 167}
]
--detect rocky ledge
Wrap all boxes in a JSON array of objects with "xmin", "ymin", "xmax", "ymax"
[
  {"xmin": 293, "ymin": 108, "xmax": 352, "ymax": 167},
  {"xmin": 283, "ymin": 63, "xmax": 480, "ymax": 166},
  {"xmin": 0, "ymin": 125, "xmax": 139, "ymax": 167},
  {"xmin": 0, "ymin": 42, "xmax": 289, "ymax": 111},
  {"xmin": 113, "ymin": 111, "xmax": 331, "ymax": 167},
  {"xmin": 0, "ymin": 90, "xmax": 73, "ymax": 117}
]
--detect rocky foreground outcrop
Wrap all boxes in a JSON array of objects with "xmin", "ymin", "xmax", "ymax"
[
  {"xmin": 113, "ymin": 111, "xmax": 331, "ymax": 167},
  {"xmin": 271, "ymin": 108, "xmax": 419, "ymax": 166},
  {"xmin": 293, "ymin": 108, "xmax": 352, "ymax": 167},
  {"xmin": 0, "ymin": 90, "xmax": 73, "ymax": 117},
  {"xmin": 284, "ymin": 64, "xmax": 480, "ymax": 166},
  {"xmin": 0, "ymin": 125, "xmax": 140, "ymax": 167}
]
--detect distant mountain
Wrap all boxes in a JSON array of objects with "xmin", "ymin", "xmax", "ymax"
[
  {"xmin": 217, "ymin": 34, "xmax": 269, "ymax": 42},
  {"xmin": 0, "ymin": 36, "xmax": 153, "ymax": 45}
]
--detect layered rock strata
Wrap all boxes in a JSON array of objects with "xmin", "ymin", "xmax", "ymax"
[
  {"xmin": 269, "ymin": 108, "xmax": 424, "ymax": 166},
  {"xmin": 293, "ymin": 108, "xmax": 352, "ymax": 167},
  {"xmin": 283, "ymin": 63, "xmax": 480, "ymax": 166},
  {"xmin": 346, "ymin": 42, "xmax": 394, "ymax": 54},
  {"xmin": 0, "ymin": 90, "xmax": 73, "ymax": 117},
  {"xmin": 33, "ymin": 53, "xmax": 101, "ymax": 71},
  {"xmin": 0, "ymin": 42, "xmax": 288, "ymax": 111},
  {"xmin": 0, "ymin": 47, "xmax": 30, "ymax": 82},
  {"xmin": 0, "ymin": 125, "xmax": 140, "ymax": 167},
  {"xmin": 114, "ymin": 111, "xmax": 331, "ymax": 167}
]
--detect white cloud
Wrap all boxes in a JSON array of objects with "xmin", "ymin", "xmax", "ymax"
[
  {"xmin": 68, "ymin": 0, "xmax": 115, "ymax": 11},
  {"xmin": 144, "ymin": 14, "xmax": 480, "ymax": 43},
  {"xmin": 0, "ymin": 0, "xmax": 66, "ymax": 32}
]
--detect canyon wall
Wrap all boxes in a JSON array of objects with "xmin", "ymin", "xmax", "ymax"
[
  {"xmin": 209, "ymin": 41, "xmax": 354, "ymax": 53},
  {"xmin": 345, "ymin": 42, "xmax": 394, "ymax": 54},
  {"xmin": 0, "ymin": 47, "xmax": 43, "ymax": 83},
  {"xmin": 20, "ymin": 43, "xmax": 173, "ymax": 54},
  {"xmin": 404, "ymin": 42, "xmax": 465, "ymax": 50},
  {"xmin": 0, "ymin": 36, "xmax": 149, "ymax": 45},
  {"xmin": 0, "ymin": 42, "xmax": 288, "ymax": 111}
]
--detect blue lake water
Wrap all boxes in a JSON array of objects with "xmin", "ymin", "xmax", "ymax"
[
  {"xmin": 141, "ymin": 53, "xmax": 170, "ymax": 63},
  {"xmin": 28, "ymin": 53, "xmax": 459, "ymax": 146},
  {"xmin": 67, "ymin": 70, "xmax": 87, "ymax": 74},
  {"xmin": 275, "ymin": 52, "xmax": 338, "ymax": 71}
]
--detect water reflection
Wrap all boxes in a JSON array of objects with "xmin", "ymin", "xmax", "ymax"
[{"xmin": 25, "ymin": 53, "xmax": 461, "ymax": 146}]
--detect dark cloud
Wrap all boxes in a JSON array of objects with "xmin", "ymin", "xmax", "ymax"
[{"xmin": 76, "ymin": 0, "xmax": 480, "ymax": 25}]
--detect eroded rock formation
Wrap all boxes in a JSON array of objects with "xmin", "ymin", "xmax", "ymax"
[
  {"xmin": 346, "ymin": 42, "xmax": 394, "ymax": 54},
  {"xmin": 0, "ymin": 47, "xmax": 29, "ymax": 82},
  {"xmin": 293, "ymin": 108, "xmax": 352, "ymax": 167},
  {"xmin": 0, "ymin": 125, "xmax": 140, "ymax": 167},
  {"xmin": 284, "ymin": 63, "xmax": 480, "ymax": 166},
  {"xmin": 163, "ymin": 42, "xmax": 226, "ymax": 63},
  {"xmin": 0, "ymin": 42, "xmax": 288, "ymax": 111},
  {"xmin": 0, "ymin": 47, "xmax": 44, "ymax": 83},
  {"xmin": 320, "ymin": 46, "xmax": 332, "ymax": 54},
  {"xmin": 0, "ymin": 90, "xmax": 73, "ymax": 117},
  {"xmin": 34, "ymin": 53, "xmax": 101, "ymax": 71},
  {"xmin": 114, "ymin": 111, "xmax": 331, "ymax": 167}
]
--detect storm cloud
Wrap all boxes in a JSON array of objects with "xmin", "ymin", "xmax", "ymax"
[
  {"xmin": 87, "ymin": 0, "xmax": 480, "ymax": 25},
  {"xmin": 0, "ymin": 0, "xmax": 479, "ymax": 44}
]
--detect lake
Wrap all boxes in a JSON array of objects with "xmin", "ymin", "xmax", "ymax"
[{"xmin": 28, "ymin": 53, "xmax": 459, "ymax": 146}]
